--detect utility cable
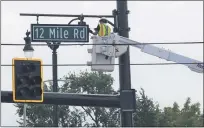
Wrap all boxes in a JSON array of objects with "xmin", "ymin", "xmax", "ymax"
[
  {"xmin": 1, "ymin": 62, "xmax": 203, "ymax": 67},
  {"xmin": 1, "ymin": 42, "xmax": 203, "ymax": 46}
]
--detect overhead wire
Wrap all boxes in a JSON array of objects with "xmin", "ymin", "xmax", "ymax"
[
  {"xmin": 1, "ymin": 62, "xmax": 203, "ymax": 67},
  {"xmin": 1, "ymin": 41, "xmax": 203, "ymax": 46},
  {"xmin": 1, "ymin": 41, "xmax": 203, "ymax": 67}
]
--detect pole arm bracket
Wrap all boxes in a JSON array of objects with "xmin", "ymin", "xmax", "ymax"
[
  {"xmin": 111, "ymin": 9, "xmax": 130, "ymax": 33},
  {"xmin": 46, "ymin": 42, "xmax": 61, "ymax": 51}
]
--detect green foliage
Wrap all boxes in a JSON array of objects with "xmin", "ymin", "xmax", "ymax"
[
  {"xmin": 14, "ymin": 70, "xmax": 203, "ymax": 127},
  {"xmin": 14, "ymin": 71, "xmax": 119, "ymax": 127},
  {"xmin": 133, "ymin": 88, "xmax": 161, "ymax": 127},
  {"xmin": 14, "ymin": 83, "xmax": 86, "ymax": 127},
  {"xmin": 159, "ymin": 98, "xmax": 203, "ymax": 127}
]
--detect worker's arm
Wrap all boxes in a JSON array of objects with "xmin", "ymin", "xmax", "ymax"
[
  {"xmin": 89, "ymin": 28, "xmax": 94, "ymax": 34},
  {"xmin": 88, "ymin": 25, "xmax": 100, "ymax": 35},
  {"xmin": 94, "ymin": 24, "xmax": 100, "ymax": 31},
  {"xmin": 93, "ymin": 24, "xmax": 100, "ymax": 35}
]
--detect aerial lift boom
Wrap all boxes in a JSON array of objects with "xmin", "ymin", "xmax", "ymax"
[{"xmin": 89, "ymin": 33, "xmax": 203, "ymax": 73}]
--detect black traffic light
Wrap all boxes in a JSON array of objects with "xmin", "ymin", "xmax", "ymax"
[{"xmin": 12, "ymin": 58, "xmax": 43, "ymax": 102}]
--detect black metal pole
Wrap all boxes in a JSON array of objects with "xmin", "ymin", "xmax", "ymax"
[
  {"xmin": 116, "ymin": 0, "xmax": 133, "ymax": 127},
  {"xmin": 47, "ymin": 42, "xmax": 60, "ymax": 127},
  {"xmin": 52, "ymin": 48, "xmax": 58, "ymax": 127},
  {"xmin": 2, "ymin": 91, "xmax": 120, "ymax": 107}
]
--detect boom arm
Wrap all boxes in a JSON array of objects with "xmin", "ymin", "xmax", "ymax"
[{"xmin": 105, "ymin": 33, "xmax": 204, "ymax": 73}]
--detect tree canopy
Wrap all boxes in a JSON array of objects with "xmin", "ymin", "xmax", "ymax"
[{"xmin": 14, "ymin": 70, "xmax": 203, "ymax": 127}]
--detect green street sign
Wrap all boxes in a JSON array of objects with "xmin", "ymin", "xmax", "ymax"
[{"xmin": 31, "ymin": 24, "xmax": 89, "ymax": 42}]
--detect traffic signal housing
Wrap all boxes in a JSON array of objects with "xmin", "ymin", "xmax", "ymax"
[{"xmin": 12, "ymin": 58, "xmax": 43, "ymax": 103}]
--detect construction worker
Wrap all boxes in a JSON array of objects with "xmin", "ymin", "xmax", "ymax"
[{"xmin": 91, "ymin": 17, "xmax": 112, "ymax": 36}]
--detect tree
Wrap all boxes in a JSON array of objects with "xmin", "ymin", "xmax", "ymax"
[
  {"xmin": 14, "ymin": 70, "xmax": 120, "ymax": 127},
  {"xmin": 176, "ymin": 97, "xmax": 203, "ymax": 127},
  {"xmin": 133, "ymin": 88, "xmax": 161, "ymax": 127},
  {"xmin": 14, "ymin": 82, "xmax": 86, "ymax": 127},
  {"xmin": 61, "ymin": 71, "xmax": 120, "ymax": 127},
  {"xmin": 159, "ymin": 98, "xmax": 203, "ymax": 127},
  {"xmin": 14, "ymin": 70, "xmax": 203, "ymax": 127}
]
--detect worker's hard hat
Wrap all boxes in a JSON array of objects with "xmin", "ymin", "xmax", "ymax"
[
  {"xmin": 99, "ymin": 17, "xmax": 107, "ymax": 23},
  {"xmin": 100, "ymin": 17, "xmax": 106, "ymax": 20}
]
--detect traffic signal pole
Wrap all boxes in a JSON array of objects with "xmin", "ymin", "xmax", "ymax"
[
  {"xmin": 116, "ymin": 0, "xmax": 133, "ymax": 127},
  {"xmin": 53, "ymin": 48, "xmax": 58, "ymax": 127},
  {"xmin": 23, "ymin": 104, "xmax": 27, "ymax": 126},
  {"xmin": 47, "ymin": 42, "xmax": 60, "ymax": 127}
]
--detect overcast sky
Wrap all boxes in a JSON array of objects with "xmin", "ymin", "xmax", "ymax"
[{"xmin": 1, "ymin": 1, "xmax": 203, "ymax": 126}]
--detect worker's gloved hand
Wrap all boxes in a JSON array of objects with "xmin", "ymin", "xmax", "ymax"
[
  {"xmin": 93, "ymin": 32, "xmax": 98, "ymax": 35},
  {"xmin": 89, "ymin": 29, "xmax": 93, "ymax": 33},
  {"xmin": 89, "ymin": 29, "xmax": 96, "ymax": 35},
  {"xmin": 89, "ymin": 29, "xmax": 97, "ymax": 35}
]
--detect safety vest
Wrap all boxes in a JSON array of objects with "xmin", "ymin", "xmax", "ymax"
[{"xmin": 98, "ymin": 24, "xmax": 111, "ymax": 37}]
